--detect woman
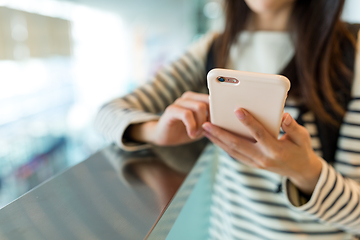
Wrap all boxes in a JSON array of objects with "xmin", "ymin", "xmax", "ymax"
[{"xmin": 95, "ymin": 0, "xmax": 360, "ymax": 239}]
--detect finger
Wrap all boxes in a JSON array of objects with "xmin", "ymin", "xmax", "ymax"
[
  {"xmin": 203, "ymin": 131, "xmax": 260, "ymax": 169},
  {"xmin": 181, "ymin": 91, "xmax": 210, "ymax": 120},
  {"xmin": 235, "ymin": 108, "xmax": 277, "ymax": 147},
  {"xmin": 174, "ymin": 99, "xmax": 208, "ymax": 134},
  {"xmin": 281, "ymin": 113, "xmax": 311, "ymax": 146},
  {"xmin": 165, "ymin": 105, "xmax": 197, "ymax": 138},
  {"xmin": 202, "ymin": 122, "xmax": 261, "ymax": 161},
  {"xmin": 181, "ymin": 91, "xmax": 209, "ymax": 104}
]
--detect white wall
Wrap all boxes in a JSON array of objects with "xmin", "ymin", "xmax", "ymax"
[{"xmin": 343, "ymin": 0, "xmax": 360, "ymax": 23}]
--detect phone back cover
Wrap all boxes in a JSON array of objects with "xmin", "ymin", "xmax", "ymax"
[{"xmin": 207, "ymin": 69, "xmax": 290, "ymax": 140}]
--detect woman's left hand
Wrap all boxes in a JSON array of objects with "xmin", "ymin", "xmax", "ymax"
[{"xmin": 202, "ymin": 108, "xmax": 323, "ymax": 196}]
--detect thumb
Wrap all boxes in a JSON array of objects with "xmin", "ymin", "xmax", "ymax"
[{"xmin": 281, "ymin": 113, "xmax": 309, "ymax": 146}]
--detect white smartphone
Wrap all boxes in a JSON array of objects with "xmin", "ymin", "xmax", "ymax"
[{"xmin": 207, "ymin": 68, "xmax": 290, "ymax": 140}]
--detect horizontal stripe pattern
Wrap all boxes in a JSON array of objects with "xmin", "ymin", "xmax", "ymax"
[
  {"xmin": 210, "ymin": 156, "xmax": 349, "ymax": 239},
  {"xmin": 94, "ymin": 33, "xmax": 216, "ymax": 151},
  {"xmin": 210, "ymin": 96, "xmax": 360, "ymax": 239}
]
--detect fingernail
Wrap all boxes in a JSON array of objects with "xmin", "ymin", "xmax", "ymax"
[
  {"xmin": 235, "ymin": 109, "xmax": 246, "ymax": 120},
  {"xmin": 283, "ymin": 114, "xmax": 292, "ymax": 126},
  {"xmin": 202, "ymin": 123, "xmax": 211, "ymax": 132}
]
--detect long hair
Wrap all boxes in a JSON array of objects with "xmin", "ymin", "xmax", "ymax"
[{"xmin": 214, "ymin": 0, "xmax": 357, "ymax": 126}]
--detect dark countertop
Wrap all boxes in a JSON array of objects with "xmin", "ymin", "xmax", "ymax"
[{"xmin": 0, "ymin": 140, "xmax": 208, "ymax": 240}]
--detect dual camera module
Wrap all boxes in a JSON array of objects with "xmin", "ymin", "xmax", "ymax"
[{"xmin": 217, "ymin": 76, "xmax": 239, "ymax": 84}]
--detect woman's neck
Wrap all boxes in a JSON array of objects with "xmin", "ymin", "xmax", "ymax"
[{"xmin": 246, "ymin": 4, "xmax": 294, "ymax": 31}]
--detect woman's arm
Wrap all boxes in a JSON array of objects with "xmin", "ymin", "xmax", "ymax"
[
  {"xmin": 282, "ymin": 102, "xmax": 360, "ymax": 233},
  {"xmin": 94, "ymin": 32, "xmax": 216, "ymax": 151},
  {"xmin": 281, "ymin": 29, "xmax": 360, "ymax": 235}
]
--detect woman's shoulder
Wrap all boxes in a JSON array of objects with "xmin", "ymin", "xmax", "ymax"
[{"xmin": 185, "ymin": 31, "xmax": 219, "ymax": 58}]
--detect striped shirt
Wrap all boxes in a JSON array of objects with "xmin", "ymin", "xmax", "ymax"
[{"xmin": 95, "ymin": 30, "xmax": 360, "ymax": 239}]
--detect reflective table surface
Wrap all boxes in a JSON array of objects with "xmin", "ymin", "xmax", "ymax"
[{"xmin": 0, "ymin": 140, "xmax": 209, "ymax": 240}]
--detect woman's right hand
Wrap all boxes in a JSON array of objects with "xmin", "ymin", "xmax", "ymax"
[{"xmin": 128, "ymin": 91, "xmax": 209, "ymax": 146}]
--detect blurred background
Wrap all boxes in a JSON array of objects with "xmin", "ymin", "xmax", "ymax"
[{"xmin": 0, "ymin": 0, "xmax": 359, "ymax": 208}]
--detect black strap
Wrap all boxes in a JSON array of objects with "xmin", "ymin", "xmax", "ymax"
[{"xmin": 204, "ymin": 24, "xmax": 359, "ymax": 164}]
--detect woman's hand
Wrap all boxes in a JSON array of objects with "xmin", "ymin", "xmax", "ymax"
[
  {"xmin": 129, "ymin": 91, "xmax": 209, "ymax": 146},
  {"xmin": 202, "ymin": 108, "xmax": 323, "ymax": 196}
]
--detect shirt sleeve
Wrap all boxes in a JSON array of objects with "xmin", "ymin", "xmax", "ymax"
[
  {"xmin": 94, "ymin": 32, "xmax": 217, "ymax": 151},
  {"xmin": 283, "ymin": 30, "xmax": 360, "ymax": 235}
]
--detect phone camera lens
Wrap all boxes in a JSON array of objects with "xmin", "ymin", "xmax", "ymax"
[{"xmin": 218, "ymin": 77, "xmax": 225, "ymax": 82}]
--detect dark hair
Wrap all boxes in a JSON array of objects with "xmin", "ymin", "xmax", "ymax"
[{"xmin": 215, "ymin": 0, "xmax": 357, "ymax": 126}]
